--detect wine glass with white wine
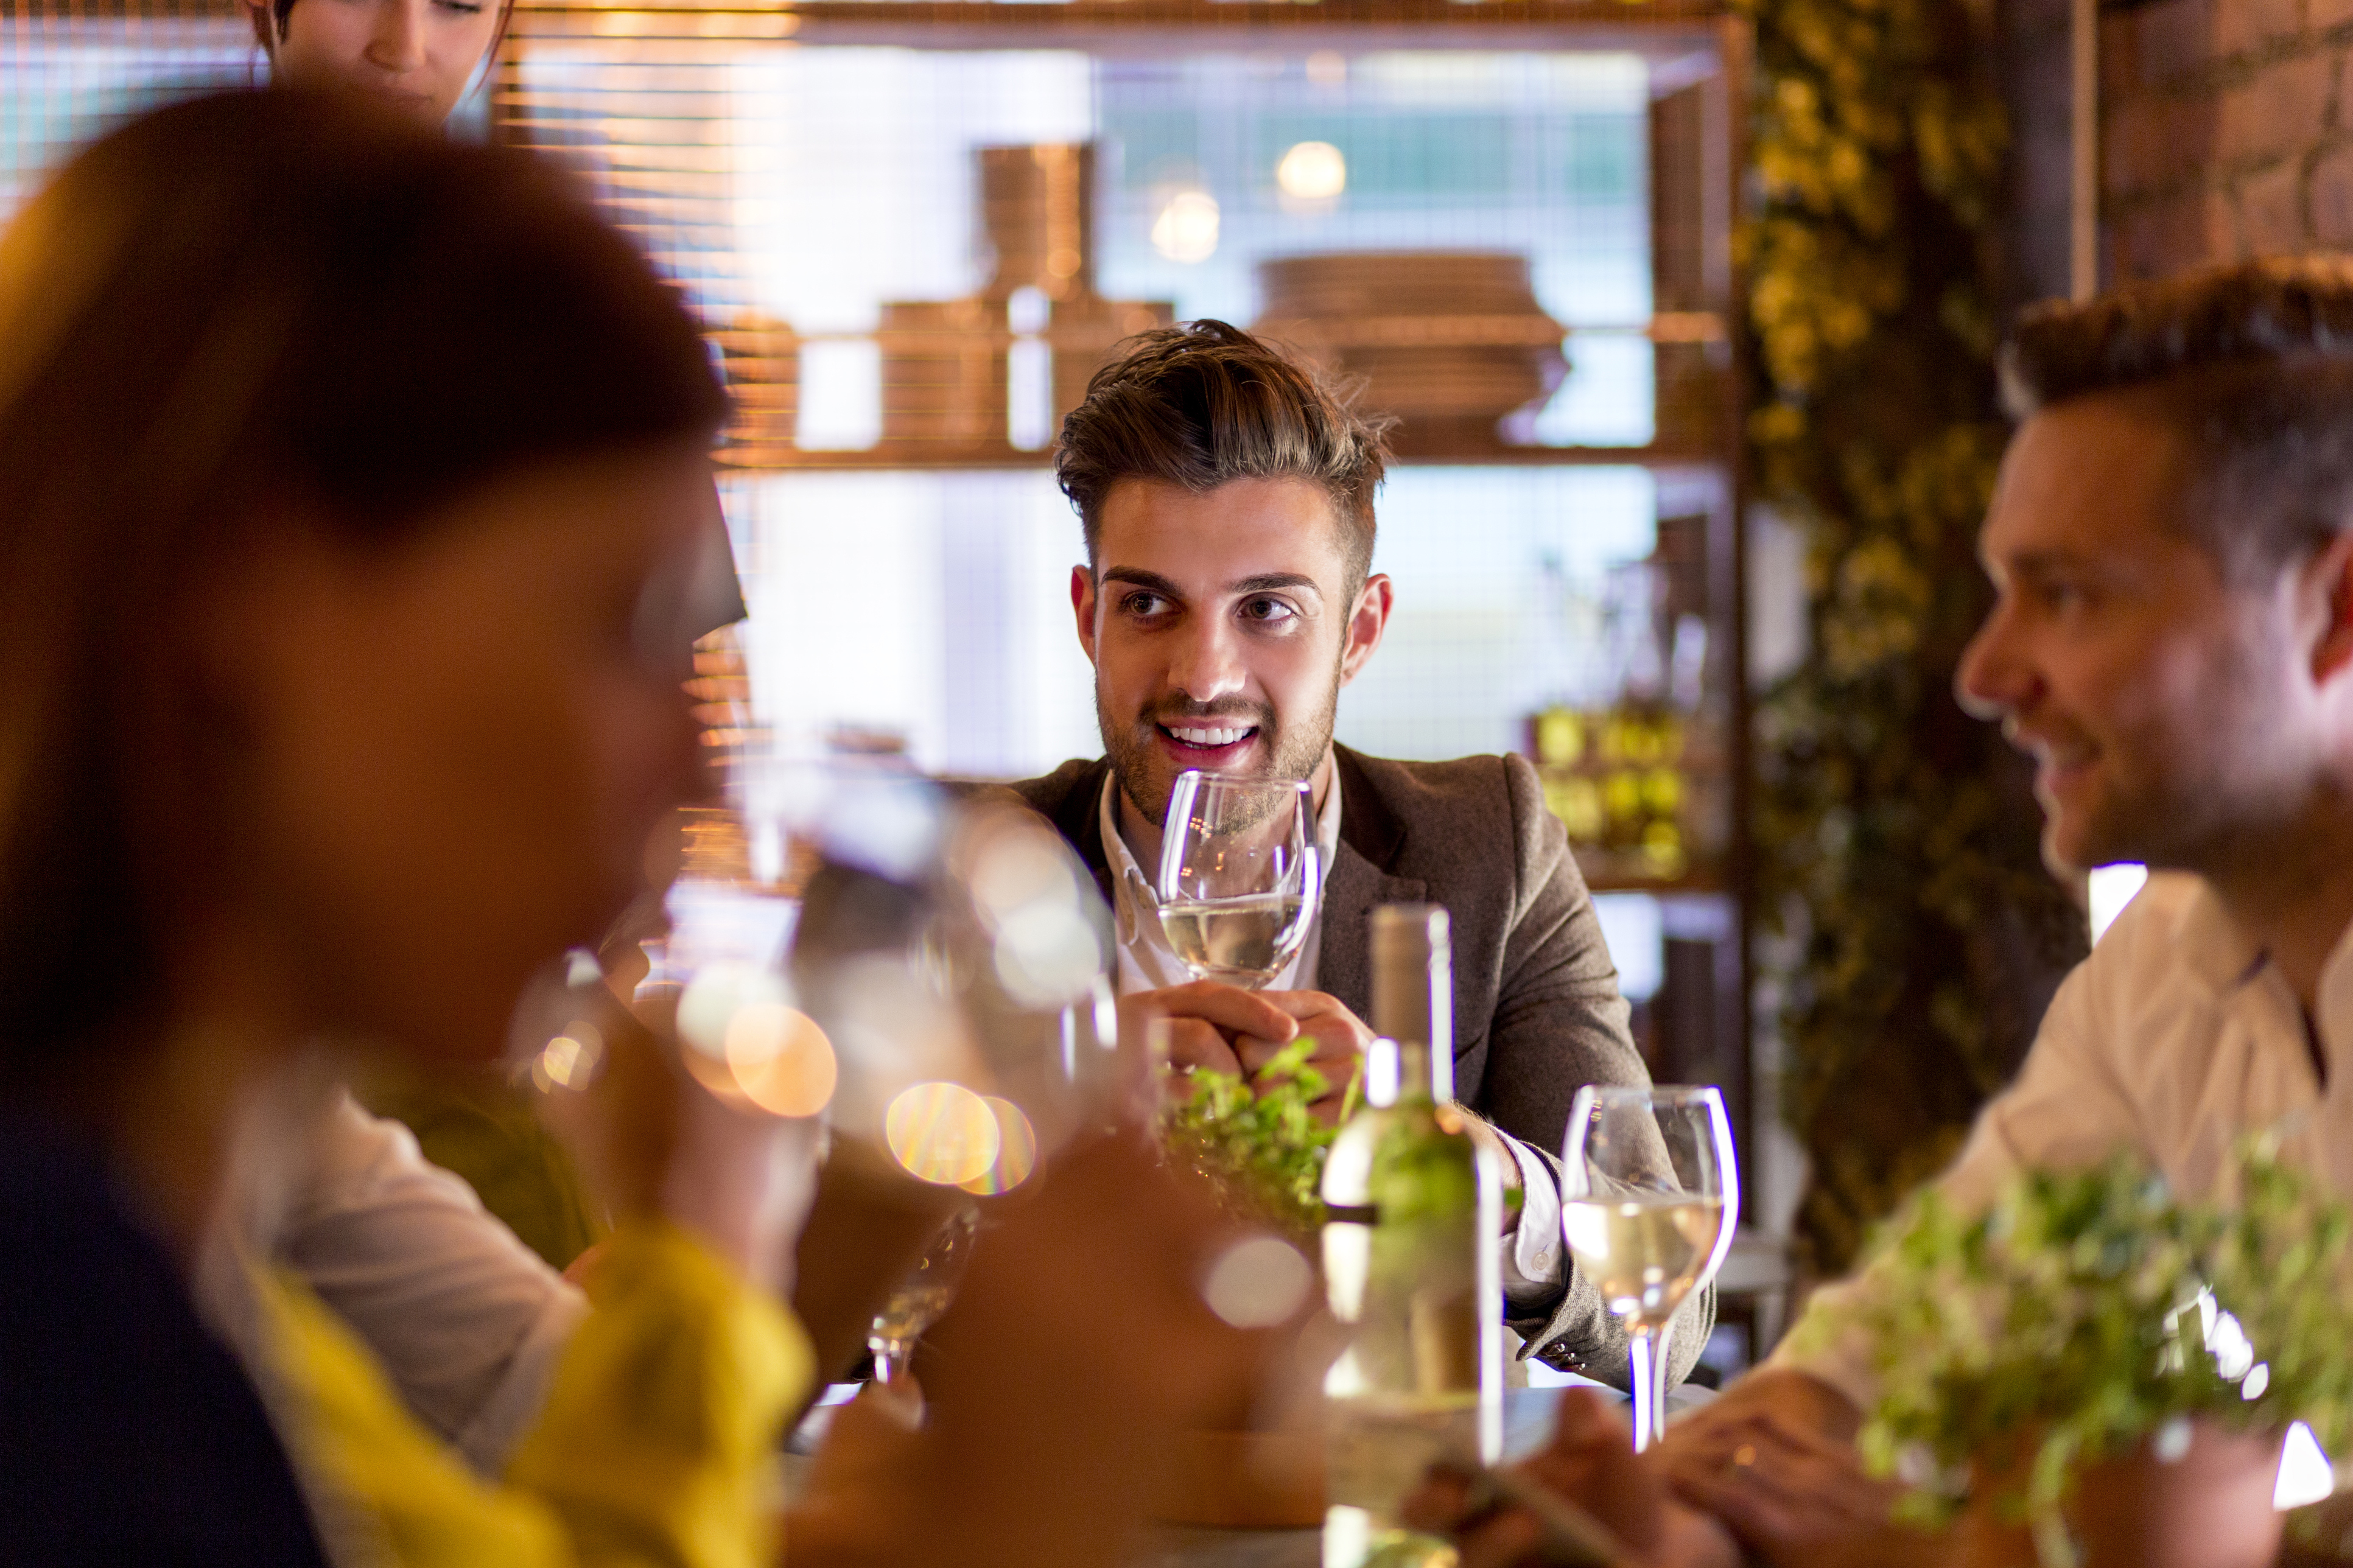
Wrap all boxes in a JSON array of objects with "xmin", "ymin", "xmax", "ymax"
[
  {"xmin": 1560, "ymin": 1085, "xmax": 1739, "ymax": 1452},
  {"xmin": 1154, "ymin": 771, "xmax": 1319, "ymax": 989},
  {"xmin": 868, "ymin": 1204, "xmax": 981, "ymax": 1385}
]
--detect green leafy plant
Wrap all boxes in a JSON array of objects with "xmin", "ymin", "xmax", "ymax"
[
  {"xmin": 1739, "ymin": 0, "xmax": 2091, "ymax": 1279},
  {"xmin": 1792, "ymin": 1145, "xmax": 2353, "ymax": 1552},
  {"xmin": 1156, "ymin": 1037, "xmax": 1356, "ymax": 1238}
]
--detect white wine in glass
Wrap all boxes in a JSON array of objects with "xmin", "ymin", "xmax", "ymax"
[
  {"xmin": 1154, "ymin": 772, "xmax": 1318, "ymax": 990},
  {"xmin": 1560, "ymin": 1085, "xmax": 1738, "ymax": 1452}
]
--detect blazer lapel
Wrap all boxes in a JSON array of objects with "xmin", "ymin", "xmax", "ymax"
[
  {"xmin": 1318, "ymin": 843, "xmax": 1426, "ymax": 1023},
  {"xmin": 1054, "ymin": 758, "xmax": 1117, "ymax": 910},
  {"xmin": 1319, "ymin": 746, "xmax": 1426, "ymax": 1024}
]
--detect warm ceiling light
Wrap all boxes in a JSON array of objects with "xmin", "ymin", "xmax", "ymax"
[
  {"xmin": 1275, "ymin": 140, "xmax": 1347, "ymax": 202},
  {"xmin": 1151, "ymin": 189, "xmax": 1221, "ymax": 264}
]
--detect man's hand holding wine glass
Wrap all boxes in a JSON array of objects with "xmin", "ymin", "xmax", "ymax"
[{"xmin": 1117, "ymin": 981, "xmax": 1370, "ymax": 1123}]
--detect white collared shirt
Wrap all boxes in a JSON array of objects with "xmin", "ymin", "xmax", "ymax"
[
  {"xmin": 1096, "ymin": 769, "xmax": 1570, "ymax": 1305},
  {"xmin": 1096, "ymin": 768, "xmax": 1344, "ymax": 998},
  {"xmin": 1775, "ymin": 870, "xmax": 2353, "ymax": 1409},
  {"xmin": 204, "ymin": 1088, "xmax": 586, "ymax": 1477}
]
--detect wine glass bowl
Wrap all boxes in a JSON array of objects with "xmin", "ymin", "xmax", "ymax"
[
  {"xmin": 1560, "ymin": 1085, "xmax": 1738, "ymax": 1451},
  {"xmin": 1154, "ymin": 771, "xmax": 1319, "ymax": 990}
]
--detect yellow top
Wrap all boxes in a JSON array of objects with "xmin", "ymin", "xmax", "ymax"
[{"xmin": 260, "ymin": 1219, "xmax": 808, "ymax": 1568}]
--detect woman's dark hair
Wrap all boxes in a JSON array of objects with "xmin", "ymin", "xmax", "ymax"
[
  {"xmin": 0, "ymin": 90, "xmax": 727, "ymax": 1094},
  {"xmin": 2001, "ymin": 257, "xmax": 2353, "ymax": 580}
]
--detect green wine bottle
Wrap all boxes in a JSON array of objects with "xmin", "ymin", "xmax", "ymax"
[{"xmin": 1320, "ymin": 904, "xmax": 1503, "ymax": 1568}]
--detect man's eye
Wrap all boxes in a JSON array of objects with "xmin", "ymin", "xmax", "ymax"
[
  {"xmin": 1121, "ymin": 591, "xmax": 1168, "ymax": 617},
  {"xmin": 438, "ymin": 0, "xmax": 486, "ymax": 14},
  {"xmin": 1240, "ymin": 596, "xmax": 1296, "ymax": 625},
  {"xmin": 2034, "ymin": 581, "xmax": 2086, "ymax": 612}
]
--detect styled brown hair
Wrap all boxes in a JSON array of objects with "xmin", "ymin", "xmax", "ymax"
[
  {"xmin": 2001, "ymin": 257, "xmax": 2353, "ymax": 578},
  {"xmin": 0, "ymin": 91, "xmax": 726, "ymax": 1093},
  {"xmin": 1054, "ymin": 319, "xmax": 1392, "ymax": 593}
]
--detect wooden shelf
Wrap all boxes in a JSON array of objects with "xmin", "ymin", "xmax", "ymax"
[
  {"xmin": 718, "ymin": 444, "xmax": 1727, "ymax": 472},
  {"xmin": 1581, "ymin": 872, "xmax": 1731, "ymax": 898},
  {"xmin": 509, "ymin": 0, "xmax": 1736, "ymax": 54}
]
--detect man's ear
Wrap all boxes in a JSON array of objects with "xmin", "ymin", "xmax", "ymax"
[
  {"xmin": 1070, "ymin": 564, "xmax": 1101, "ymax": 670},
  {"xmin": 2308, "ymin": 530, "xmax": 2353, "ymax": 685},
  {"xmin": 1338, "ymin": 573, "xmax": 1393, "ymax": 687}
]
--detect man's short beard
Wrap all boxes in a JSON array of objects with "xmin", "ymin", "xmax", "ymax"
[{"xmin": 1100, "ymin": 668, "xmax": 1341, "ymax": 828}]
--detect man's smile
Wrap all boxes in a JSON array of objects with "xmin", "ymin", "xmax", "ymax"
[{"xmin": 1154, "ymin": 718, "xmax": 1261, "ymax": 767}]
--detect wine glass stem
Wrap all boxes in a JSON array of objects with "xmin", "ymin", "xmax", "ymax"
[
  {"xmin": 1628, "ymin": 1327, "xmax": 1668, "ymax": 1453},
  {"xmin": 870, "ymin": 1337, "xmax": 910, "ymax": 1385}
]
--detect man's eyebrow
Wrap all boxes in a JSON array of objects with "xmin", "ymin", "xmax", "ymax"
[
  {"xmin": 1228, "ymin": 572, "xmax": 1323, "ymax": 598},
  {"xmin": 1099, "ymin": 567, "xmax": 1326, "ymax": 599},
  {"xmin": 1100, "ymin": 567, "xmax": 1185, "ymax": 596},
  {"xmin": 1999, "ymin": 548, "xmax": 2094, "ymax": 576}
]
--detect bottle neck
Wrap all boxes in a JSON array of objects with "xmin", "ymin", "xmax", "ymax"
[
  {"xmin": 1365, "ymin": 1036, "xmax": 1437, "ymax": 1108},
  {"xmin": 1370, "ymin": 903, "xmax": 1454, "ymax": 1102}
]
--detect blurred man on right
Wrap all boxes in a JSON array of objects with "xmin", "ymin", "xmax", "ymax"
[
  {"xmin": 1682, "ymin": 257, "xmax": 2353, "ymax": 1560},
  {"xmin": 1434, "ymin": 259, "xmax": 2353, "ymax": 1567}
]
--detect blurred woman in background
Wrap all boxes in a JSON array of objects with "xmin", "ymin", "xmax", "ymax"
[{"xmin": 244, "ymin": 0, "xmax": 508, "ymax": 125}]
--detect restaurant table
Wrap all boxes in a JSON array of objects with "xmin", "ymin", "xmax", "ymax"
[
  {"xmin": 788, "ymin": 1379, "xmax": 1716, "ymax": 1568},
  {"xmin": 1125, "ymin": 1382, "xmax": 1715, "ymax": 1568}
]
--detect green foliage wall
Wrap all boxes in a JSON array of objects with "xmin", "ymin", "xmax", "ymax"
[{"xmin": 1737, "ymin": 0, "xmax": 2089, "ymax": 1276}]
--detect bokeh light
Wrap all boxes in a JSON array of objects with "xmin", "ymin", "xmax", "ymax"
[
  {"xmin": 1202, "ymin": 1234, "xmax": 1314, "ymax": 1328},
  {"xmin": 676, "ymin": 961, "xmax": 834, "ymax": 1115},
  {"xmin": 531, "ymin": 1021, "xmax": 604, "ymax": 1093},
  {"xmin": 992, "ymin": 899, "xmax": 1101, "ymax": 1007},
  {"xmin": 725, "ymin": 1002, "xmax": 838, "ymax": 1117},
  {"xmin": 1275, "ymin": 140, "xmax": 1347, "ymax": 201},
  {"xmin": 678, "ymin": 961, "xmax": 788, "ymax": 1057},
  {"xmin": 1151, "ymin": 189, "xmax": 1220, "ymax": 264},
  {"xmin": 958, "ymin": 1095, "xmax": 1039, "ymax": 1194},
  {"xmin": 886, "ymin": 1080, "xmax": 1001, "ymax": 1185}
]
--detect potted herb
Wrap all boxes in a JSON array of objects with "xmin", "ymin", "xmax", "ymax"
[
  {"xmin": 1151, "ymin": 1039, "xmax": 1356, "ymax": 1528},
  {"xmin": 1156, "ymin": 1037, "xmax": 1354, "ymax": 1240},
  {"xmin": 1791, "ymin": 1146, "xmax": 2353, "ymax": 1568}
]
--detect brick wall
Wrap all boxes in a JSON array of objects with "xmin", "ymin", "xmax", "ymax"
[
  {"xmin": 2101, "ymin": 0, "xmax": 2353, "ymax": 278},
  {"xmin": 2007, "ymin": 0, "xmax": 2079, "ymax": 304}
]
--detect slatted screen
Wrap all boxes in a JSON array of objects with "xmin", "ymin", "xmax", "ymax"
[{"xmin": 0, "ymin": 0, "xmax": 1742, "ymax": 805}]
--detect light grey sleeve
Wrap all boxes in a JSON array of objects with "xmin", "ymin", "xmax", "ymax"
[
  {"xmin": 276, "ymin": 1094, "xmax": 586, "ymax": 1474},
  {"xmin": 1766, "ymin": 949, "xmax": 2126, "ymax": 1410},
  {"xmin": 1504, "ymin": 1133, "xmax": 1713, "ymax": 1390},
  {"xmin": 1483, "ymin": 754, "xmax": 1710, "ymax": 1390}
]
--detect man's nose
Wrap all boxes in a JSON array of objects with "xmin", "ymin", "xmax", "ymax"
[
  {"xmin": 366, "ymin": 0, "xmax": 428, "ymax": 71},
  {"xmin": 1164, "ymin": 617, "xmax": 1248, "ymax": 705},
  {"xmin": 1954, "ymin": 603, "xmax": 2036, "ymax": 724}
]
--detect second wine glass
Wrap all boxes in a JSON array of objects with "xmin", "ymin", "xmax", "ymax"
[
  {"xmin": 868, "ymin": 1204, "xmax": 981, "ymax": 1385},
  {"xmin": 1154, "ymin": 771, "xmax": 1320, "ymax": 990},
  {"xmin": 1559, "ymin": 1084, "xmax": 1739, "ymax": 1452}
]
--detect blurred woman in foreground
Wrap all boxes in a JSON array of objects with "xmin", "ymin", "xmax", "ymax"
[
  {"xmin": 0, "ymin": 89, "xmax": 1265, "ymax": 1568},
  {"xmin": 0, "ymin": 88, "xmax": 809, "ymax": 1563}
]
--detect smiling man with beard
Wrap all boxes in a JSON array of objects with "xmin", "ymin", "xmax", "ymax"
[{"xmin": 1003, "ymin": 320, "xmax": 1702, "ymax": 1387}]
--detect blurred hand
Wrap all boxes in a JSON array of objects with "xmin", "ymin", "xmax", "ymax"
[
  {"xmin": 1120, "ymin": 981, "xmax": 1364, "ymax": 1121},
  {"xmin": 1249, "ymin": 990, "xmax": 1368, "ymax": 1122},
  {"xmin": 785, "ymin": 1381, "xmax": 930, "ymax": 1567},
  {"xmin": 538, "ymin": 990, "xmax": 821, "ymax": 1296},
  {"xmin": 1404, "ymin": 1390, "xmax": 1739, "ymax": 1568},
  {"xmin": 908, "ymin": 1133, "xmax": 1280, "ymax": 1568},
  {"xmin": 1660, "ymin": 1403, "xmax": 1937, "ymax": 1568}
]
